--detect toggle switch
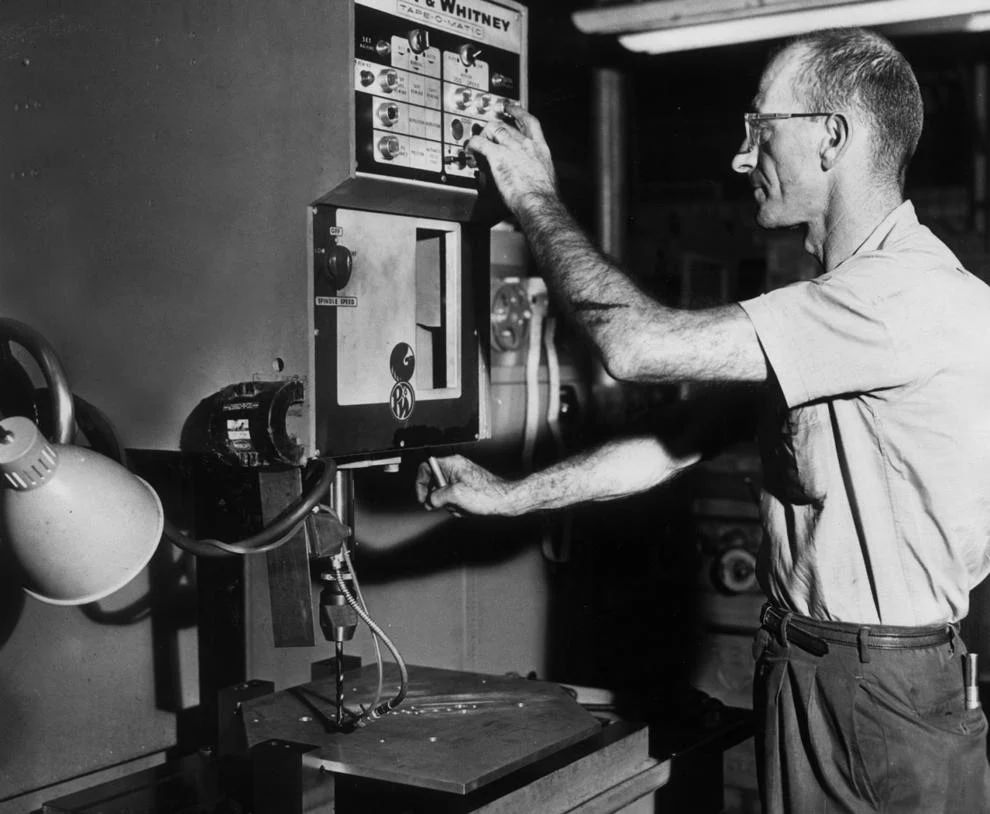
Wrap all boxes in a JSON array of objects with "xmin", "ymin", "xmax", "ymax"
[
  {"xmin": 453, "ymin": 88, "xmax": 472, "ymax": 110},
  {"xmin": 375, "ymin": 40, "xmax": 391, "ymax": 58},
  {"xmin": 377, "ymin": 102, "xmax": 400, "ymax": 127},
  {"xmin": 444, "ymin": 149, "xmax": 476, "ymax": 170},
  {"xmin": 474, "ymin": 94, "xmax": 492, "ymax": 115},
  {"xmin": 359, "ymin": 70, "xmax": 375, "ymax": 87},
  {"xmin": 490, "ymin": 73, "xmax": 509, "ymax": 90}
]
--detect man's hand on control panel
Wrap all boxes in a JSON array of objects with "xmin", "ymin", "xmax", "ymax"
[
  {"xmin": 415, "ymin": 455, "xmax": 517, "ymax": 517},
  {"xmin": 467, "ymin": 103, "xmax": 558, "ymax": 215}
]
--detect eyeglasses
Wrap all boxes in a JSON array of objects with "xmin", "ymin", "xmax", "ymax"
[{"xmin": 742, "ymin": 112, "xmax": 833, "ymax": 153}]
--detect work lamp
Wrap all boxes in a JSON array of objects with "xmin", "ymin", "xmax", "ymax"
[{"xmin": 0, "ymin": 319, "xmax": 162, "ymax": 605}]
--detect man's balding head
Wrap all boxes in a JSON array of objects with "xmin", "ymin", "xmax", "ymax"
[{"xmin": 779, "ymin": 28, "xmax": 923, "ymax": 190}]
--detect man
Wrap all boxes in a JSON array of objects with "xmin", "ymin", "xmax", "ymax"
[{"xmin": 417, "ymin": 28, "xmax": 990, "ymax": 812}]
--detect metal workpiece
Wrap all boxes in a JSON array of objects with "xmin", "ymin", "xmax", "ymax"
[{"xmin": 240, "ymin": 664, "xmax": 602, "ymax": 795}]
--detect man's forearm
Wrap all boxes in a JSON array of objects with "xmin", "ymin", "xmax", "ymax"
[
  {"xmin": 515, "ymin": 192, "xmax": 767, "ymax": 385},
  {"xmin": 499, "ymin": 434, "xmax": 701, "ymax": 515},
  {"xmin": 516, "ymin": 192, "xmax": 653, "ymax": 371}
]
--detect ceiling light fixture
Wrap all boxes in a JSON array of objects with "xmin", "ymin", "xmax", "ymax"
[{"xmin": 572, "ymin": 0, "xmax": 990, "ymax": 54}]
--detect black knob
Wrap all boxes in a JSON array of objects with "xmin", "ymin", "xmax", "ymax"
[
  {"xmin": 324, "ymin": 244, "xmax": 352, "ymax": 290},
  {"xmin": 459, "ymin": 44, "xmax": 480, "ymax": 66},
  {"xmin": 408, "ymin": 29, "xmax": 429, "ymax": 53}
]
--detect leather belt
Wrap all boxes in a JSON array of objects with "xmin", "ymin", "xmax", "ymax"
[{"xmin": 760, "ymin": 603, "xmax": 953, "ymax": 659}]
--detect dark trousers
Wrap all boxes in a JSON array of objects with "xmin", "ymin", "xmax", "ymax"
[{"xmin": 754, "ymin": 626, "xmax": 990, "ymax": 813}]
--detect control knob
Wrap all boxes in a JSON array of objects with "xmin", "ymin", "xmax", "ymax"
[
  {"xmin": 408, "ymin": 29, "xmax": 429, "ymax": 53},
  {"xmin": 378, "ymin": 69, "xmax": 399, "ymax": 93},
  {"xmin": 459, "ymin": 44, "xmax": 481, "ymax": 66},
  {"xmin": 377, "ymin": 102, "xmax": 400, "ymax": 127},
  {"xmin": 378, "ymin": 134, "xmax": 401, "ymax": 160},
  {"xmin": 321, "ymin": 244, "xmax": 352, "ymax": 290},
  {"xmin": 474, "ymin": 94, "xmax": 492, "ymax": 115}
]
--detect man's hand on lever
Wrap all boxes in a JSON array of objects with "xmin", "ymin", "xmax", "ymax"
[
  {"xmin": 415, "ymin": 455, "xmax": 517, "ymax": 517},
  {"xmin": 417, "ymin": 435, "xmax": 706, "ymax": 521},
  {"xmin": 467, "ymin": 104, "xmax": 557, "ymax": 214}
]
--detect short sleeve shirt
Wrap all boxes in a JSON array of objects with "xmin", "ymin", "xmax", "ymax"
[{"xmin": 740, "ymin": 201, "xmax": 990, "ymax": 624}]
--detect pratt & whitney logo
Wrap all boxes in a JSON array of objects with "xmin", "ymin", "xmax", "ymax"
[{"xmin": 396, "ymin": 0, "xmax": 514, "ymax": 35}]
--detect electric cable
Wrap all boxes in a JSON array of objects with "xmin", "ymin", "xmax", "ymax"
[
  {"xmin": 342, "ymin": 541, "xmax": 385, "ymax": 715},
  {"xmin": 162, "ymin": 457, "xmax": 335, "ymax": 557},
  {"xmin": 332, "ymin": 559, "xmax": 408, "ymax": 722}
]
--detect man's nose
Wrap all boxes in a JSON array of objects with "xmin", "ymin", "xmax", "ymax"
[{"xmin": 732, "ymin": 140, "xmax": 756, "ymax": 174}]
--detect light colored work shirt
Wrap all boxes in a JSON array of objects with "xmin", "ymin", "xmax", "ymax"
[{"xmin": 740, "ymin": 201, "xmax": 990, "ymax": 625}]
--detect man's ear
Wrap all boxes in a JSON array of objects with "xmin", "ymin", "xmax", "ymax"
[{"xmin": 820, "ymin": 113, "xmax": 850, "ymax": 170}]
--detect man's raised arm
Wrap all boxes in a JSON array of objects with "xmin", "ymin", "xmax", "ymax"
[{"xmin": 467, "ymin": 105, "xmax": 768, "ymax": 386}]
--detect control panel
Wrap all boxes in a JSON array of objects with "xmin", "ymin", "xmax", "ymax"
[
  {"xmin": 309, "ymin": 204, "xmax": 489, "ymax": 459},
  {"xmin": 352, "ymin": 0, "xmax": 526, "ymax": 189}
]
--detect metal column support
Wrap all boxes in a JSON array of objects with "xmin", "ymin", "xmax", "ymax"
[
  {"xmin": 590, "ymin": 67, "xmax": 630, "ymax": 422},
  {"xmin": 593, "ymin": 68, "xmax": 629, "ymax": 263}
]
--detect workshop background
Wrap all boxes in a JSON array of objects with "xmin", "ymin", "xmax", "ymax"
[{"xmin": 2, "ymin": 1, "xmax": 990, "ymax": 812}]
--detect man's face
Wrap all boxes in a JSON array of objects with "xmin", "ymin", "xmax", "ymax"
[{"xmin": 732, "ymin": 46, "xmax": 827, "ymax": 230}]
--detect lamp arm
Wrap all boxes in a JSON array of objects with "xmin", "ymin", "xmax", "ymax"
[{"xmin": 0, "ymin": 318, "xmax": 75, "ymax": 444}]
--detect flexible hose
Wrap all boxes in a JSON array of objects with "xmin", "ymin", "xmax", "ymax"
[
  {"xmin": 342, "ymin": 542, "xmax": 384, "ymax": 714},
  {"xmin": 332, "ymin": 560, "xmax": 408, "ymax": 720},
  {"xmin": 522, "ymin": 286, "xmax": 547, "ymax": 470},
  {"xmin": 163, "ymin": 458, "xmax": 336, "ymax": 557}
]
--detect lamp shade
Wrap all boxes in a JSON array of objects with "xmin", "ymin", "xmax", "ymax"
[{"xmin": 0, "ymin": 416, "xmax": 163, "ymax": 605}]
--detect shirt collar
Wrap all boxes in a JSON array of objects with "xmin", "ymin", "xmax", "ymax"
[{"xmin": 851, "ymin": 199, "xmax": 917, "ymax": 256}]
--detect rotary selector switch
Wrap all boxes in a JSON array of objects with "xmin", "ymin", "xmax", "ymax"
[
  {"xmin": 324, "ymin": 244, "xmax": 352, "ymax": 290},
  {"xmin": 408, "ymin": 29, "xmax": 430, "ymax": 53},
  {"xmin": 459, "ymin": 44, "xmax": 481, "ymax": 66},
  {"xmin": 316, "ymin": 227, "xmax": 352, "ymax": 292}
]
